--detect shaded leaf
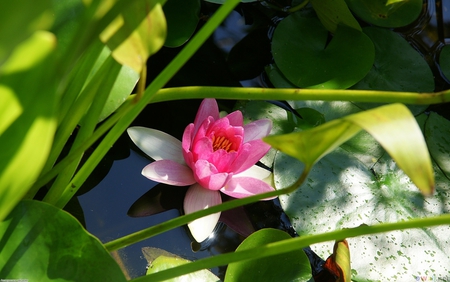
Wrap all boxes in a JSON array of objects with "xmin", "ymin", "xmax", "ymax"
[
  {"xmin": 224, "ymin": 228, "xmax": 312, "ymax": 282},
  {"xmin": 272, "ymin": 12, "xmax": 374, "ymax": 89},
  {"xmin": 311, "ymin": 0, "xmax": 361, "ymax": 33},
  {"xmin": 0, "ymin": 200, "xmax": 126, "ymax": 281},
  {"xmin": 439, "ymin": 45, "xmax": 450, "ymax": 81},
  {"xmin": 345, "ymin": 0, "xmax": 422, "ymax": 28},
  {"xmin": 163, "ymin": 0, "xmax": 200, "ymax": 47}
]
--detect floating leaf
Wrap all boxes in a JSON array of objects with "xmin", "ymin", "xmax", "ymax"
[
  {"xmin": 100, "ymin": 0, "xmax": 166, "ymax": 73},
  {"xmin": 264, "ymin": 103, "xmax": 434, "ymax": 195},
  {"xmin": 345, "ymin": 0, "xmax": 423, "ymax": 28},
  {"xmin": 439, "ymin": 45, "xmax": 450, "ymax": 81},
  {"xmin": 351, "ymin": 27, "xmax": 433, "ymax": 114},
  {"xmin": 146, "ymin": 252, "xmax": 220, "ymax": 281},
  {"xmin": 311, "ymin": 0, "xmax": 361, "ymax": 33},
  {"xmin": 225, "ymin": 228, "xmax": 311, "ymax": 282},
  {"xmin": 163, "ymin": 0, "xmax": 200, "ymax": 47},
  {"xmin": 272, "ymin": 12, "xmax": 374, "ymax": 89},
  {"xmin": 0, "ymin": 200, "xmax": 126, "ymax": 281},
  {"xmin": 0, "ymin": 31, "xmax": 58, "ymax": 221}
]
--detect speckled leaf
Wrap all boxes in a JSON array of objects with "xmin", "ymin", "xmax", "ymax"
[
  {"xmin": 0, "ymin": 200, "xmax": 126, "ymax": 281},
  {"xmin": 225, "ymin": 228, "xmax": 312, "ymax": 282},
  {"xmin": 272, "ymin": 12, "xmax": 374, "ymax": 89},
  {"xmin": 273, "ymin": 112, "xmax": 450, "ymax": 281},
  {"xmin": 345, "ymin": 0, "xmax": 422, "ymax": 28},
  {"xmin": 264, "ymin": 103, "xmax": 434, "ymax": 195}
]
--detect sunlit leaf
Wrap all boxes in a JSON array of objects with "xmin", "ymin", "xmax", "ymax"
[
  {"xmin": 145, "ymin": 251, "xmax": 220, "ymax": 281},
  {"xmin": 0, "ymin": 0, "xmax": 53, "ymax": 66},
  {"xmin": 0, "ymin": 31, "xmax": 58, "ymax": 221},
  {"xmin": 310, "ymin": 0, "xmax": 361, "ymax": 33},
  {"xmin": 272, "ymin": 12, "xmax": 374, "ymax": 89},
  {"xmin": 264, "ymin": 103, "xmax": 434, "ymax": 195},
  {"xmin": 100, "ymin": 0, "xmax": 166, "ymax": 73},
  {"xmin": 0, "ymin": 200, "xmax": 126, "ymax": 281},
  {"xmin": 163, "ymin": 0, "xmax": 200, "ymax": 47},
  {"xmin": 345, "ymin": 0, "xmax": 422, "ymax": 28},
  {"xmin": 225, "ymin": 228, "xmax": 312, "ymax": 282}
]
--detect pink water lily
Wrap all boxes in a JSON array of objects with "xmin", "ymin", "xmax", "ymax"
[{"xmin": 127, "ymin": 99, "xmax": 275, "ymax": 242}]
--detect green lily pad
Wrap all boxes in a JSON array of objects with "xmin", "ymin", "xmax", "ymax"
[
  {"xmin": 163, "ymin": 0, "xmax": 200, "ymax": 47},
  {"xmin": 351, "ymin": 27, "xmax": 434, "ymax": 114},
  {"xmin": 439, "ymin": 45, "xmax": 450, "ymax": 81},
  {"xmin": 225, "ymin": 228, "xmax": 312, "ymax": 282},
  {"xmin": 272, "ymin": 12, "xmax": 374, "ymax": 89},
  {"xmin": 145, "ymin": 250, "xmax": 220, "ymax": 281},
  {"xmin": 310, "ymin": 0, "xmax": 361, "ymax": 33},
  {"xmin": 273, "ymin": 112, "xmax": 450, "ymax": 281},
  {"xmin": 345, "ymin": 0, "xmax": 423, "ymax": 28},
  {"xmin": 0, "ymin": 200, "xmax": 126, "ymax": 281}
]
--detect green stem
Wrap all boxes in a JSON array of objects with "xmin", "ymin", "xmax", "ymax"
[
  {"xmin": 133, "ymin": 213, "xmax": 450, "ymax": 282},
  {"xmin": 152, "ymin": 86, "xmax": 450, "ymax": 105},
  {"xmin": 53, "ymin": 0, "xmax": 242, "ymax": 208},
  {"xmin": 104, "ymin": 165, "xmax": 311, "ymax": 251}
]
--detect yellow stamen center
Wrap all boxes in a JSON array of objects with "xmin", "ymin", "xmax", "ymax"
[{"xmin": 212, "ymin": 135, "xmax": 234, "ymax": 152}]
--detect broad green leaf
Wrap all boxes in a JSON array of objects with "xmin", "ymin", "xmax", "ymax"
[
  {"xmin": 265, "ymin": 64, "xmax": 298, "ymax": 88},
  {"xmin": 100, "ymin": 0, "xmax": 166, "ymax": 73},
  {"xmin": 274, "ymin": 148, "xmax": 450, "ymax": 281},
  {"xmin": 0, "ymin": 31, "xmax": 58, "ymax": 221},
  {"xmin": 203, "ymin": 0, "xmax": 256, "ymax": 3},
  {"xmin": 310, "ymin": 0, "xmax": 361, "ymax": 33},
  {"xmin": 0, "ymin": 200, "xmax": 126, "ymax": 281},
  {"xmin": 0, "ymin": 85, "xmax": 22, "ymax": 136},
  {"xmin": 272, "ymin": 12, "xmax": 374, "ymax": 89},
  {"xmin": 163, "ymin": 0, "xmax": 201, "ymax": 47},
  {"xmin": 439, "ymin": 45, "xmax": 450, "ymax": 81},
  {"xmin": 145, "ymin": 251, "xmax": 220, "ymax": 281},
  {"xmin": 225, "ymin": 229, "xmax": 311, "ymax": 282},
  {"xmin": 264, "ymin": 103, "xmax": 434, "ymax": 195},
  {"xmin": 345, "ymin": 0, "xmax": 422, "ymax": 28},
  {"xmin": 0, "ymin": 0, "xmax": 53, "ymax": 66},
  {"xmin": 351, "ymin": 27, "xmax": 433, "ymax": 115},
  {"xmin": 425, "ymin": 112, "xmax": 450, "ymax": 177}
]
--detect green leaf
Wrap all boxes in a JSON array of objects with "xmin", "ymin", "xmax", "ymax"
[
  {"xmin": 272, "ymin": 12, "xmax": 374, "ymax": 89},
  {"xmin": 439, "ymin": 45, "xmax": 450, "ymax": 81},
  {"xmin": 0, "ymin": 0, "xmax": 53, "ymax": 66},
  {"xmin": 100, "ymin": 0, "xmax": 166, "ymax": 73},
  {"xmin": 224, "ymin": 229, "xmax": 311, "ymax": 282},
  {"xmin": 274, "ymin": 148, "xmax": 450, "ymax": 281},
  {"xmin": 264, "ymin": 103, "xmax": 434, "ymax": 195},
  {"xmin": 0, "ymin": 31, "xmax": 58, "ymax": 221},
  {"xmin": 310, "ymin": 0, "xmax": 361, "ymax": 33},
  {"xmin": 0, "ymin": 200, "xmax": 126, "ymax": 281},
  {"xmin": 145, "ymin": 250, "xmax": 220, "ymax": 281},
  {"xmin": 163, "ymin": 0, "xmax": 201, "ymax": 47},
  {"xmin": 351, "ymin": 27, "xmax": 434, "ymax": 115},
  {"xmin": 345, "ymin": 0, "xmax": 422, "ymax": 28}
]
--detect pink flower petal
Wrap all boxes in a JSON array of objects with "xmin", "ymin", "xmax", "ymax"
[
  {"xmin": 221, "ymin": 177, "xmax": 276, "ymax": 199},
  {"xmin": 142, "ymin": 160, "xmax": 196, "ymax": 186},
  {"xmin": 193, "ymin": 99, "xmax": 219, "ymax": 135},
  {"xmin": 230, "ymin": 141, "xmax": 271, "ymax": 174},
  {"xmin": 235, "ymin": 165, "xmax": 271, "ymax": 180},
  {"xmin": 225, "ymin": 110, "xmax": 243, "ymax": 126},
  {"xmin": 127, "ymin": 127, "xmax": 185, "ymax": 164},
  {"xmin": 194, "ymin": 160, "xmax": 232, "ymax": 190},
  {"xmin": 184, "ymin": 184, "xmax": 222, "ymax": 242},
  {"xmin": 243, "ymin": 119, "xmax": 273, "ymax": 142}
]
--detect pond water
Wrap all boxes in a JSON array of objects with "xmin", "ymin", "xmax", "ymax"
[{"xmin": 75, "ymin": 0, "xmax": 450, "ymax": 280}]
